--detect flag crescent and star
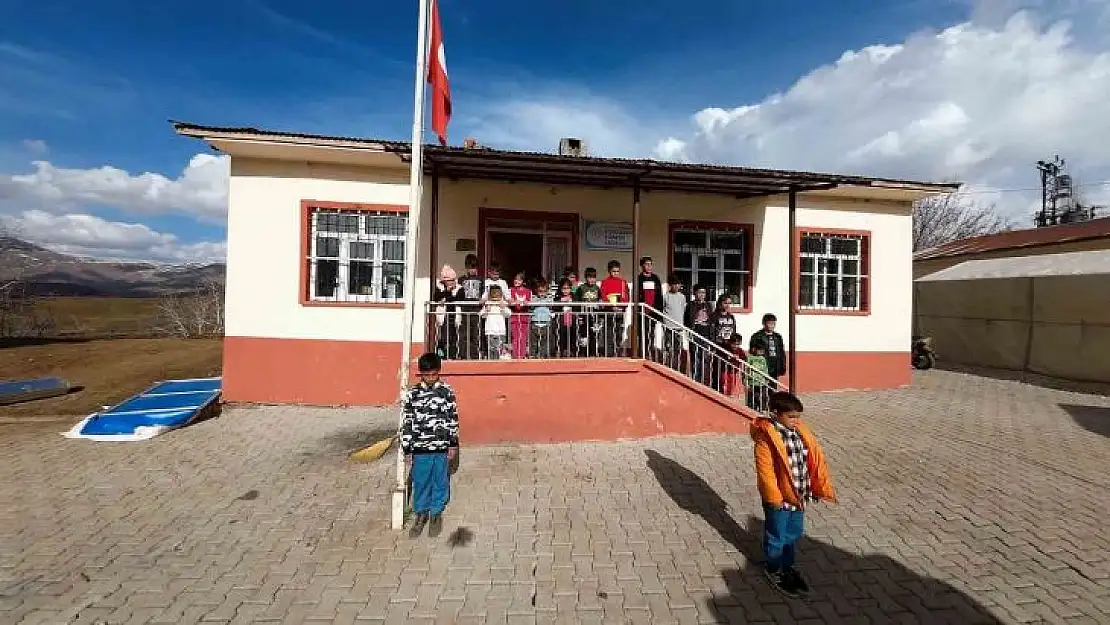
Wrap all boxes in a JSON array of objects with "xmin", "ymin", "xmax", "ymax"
[{"xmin": 427, "ymin": 0, "xmax": 451, "ymax": 145}]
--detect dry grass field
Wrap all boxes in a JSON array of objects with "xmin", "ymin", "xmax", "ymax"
[
  {"xmin": 1, "ymin": 297, "xmax": 222, "ymax": 419},
  {"xmin": 34, "ymin": 297, "xmax": 162, "ymax": 337}
]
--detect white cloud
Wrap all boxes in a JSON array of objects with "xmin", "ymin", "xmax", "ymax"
[
  {"xmin": 472, "ymin": 4, "xmax": 1110, "ymax": 223},
  {"xmin": 3, "ymin": 209, "xmax": 226, "ymax": 263},
  {"xmin": 0, "ymin": 153, "xmax": 229, "ymax": 220},
  {"xmin": 464, "ymin": 92, "xmax": 664, "ymax": 157},
  {"xmin": 21, "ymin": 139, "xmax": 47, "ymax": 155}
]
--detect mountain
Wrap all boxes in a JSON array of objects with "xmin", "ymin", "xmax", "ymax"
[{"xmin": 0, "ymin": 237, "xmax": 226, "ymax": 297}]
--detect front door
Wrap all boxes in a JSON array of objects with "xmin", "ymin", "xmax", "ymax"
[{"xmin": 482, "ymin": 211, "xmax": 576, "ymax": 283}]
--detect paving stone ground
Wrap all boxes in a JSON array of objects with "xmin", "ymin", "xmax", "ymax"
[{"xmin": 2, "ymin": 370, "xmax": 1109, "ymax": 624}]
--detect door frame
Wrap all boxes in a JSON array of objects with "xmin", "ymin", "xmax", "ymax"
[{"xmin": 477, "ymin": 207, "xmax": 580, "ymax": 278}]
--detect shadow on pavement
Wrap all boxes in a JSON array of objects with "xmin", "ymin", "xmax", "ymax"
[
  {"xmin": 644, "ymin": 449, "xmax": 1002, "ymax": 624},
  {"xmin": 1059, "ymin": 403, "xmax": 1110, "ymax": 437}
]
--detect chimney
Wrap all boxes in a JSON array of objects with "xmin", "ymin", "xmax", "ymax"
[{"xmin": 558, "ymin": 137, "xmax": 587, "ymax": 157}]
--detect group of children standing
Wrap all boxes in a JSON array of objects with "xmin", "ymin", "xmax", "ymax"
[
  {"xmin": 402, "ymin": 351, "xmax": 835, "ymax": 599},
  {"xmin": 432, "ymin": 255, "xmax": 669, "ymax": 360},
  {"xmin": 431, "ymin": 254, "xmax": 789, "ymax": 412}
]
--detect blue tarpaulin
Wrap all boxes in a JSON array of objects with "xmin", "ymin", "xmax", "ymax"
[
  {"xmin": 0, "ymin": 376, "xmax": 70, "ymax": 405},
  {"xmin": 64, "ymin": 377, "xmax": 221, "ymax": 441}
]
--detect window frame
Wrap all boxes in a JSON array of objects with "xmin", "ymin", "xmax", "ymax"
[
  {"xmin": 667, "ymin": 220, "xmax": 755, "ymax": 313},
  {"xmin": 792, "ymin": 227, "xmax": 871, "ymax": 316},
  {"xmin": 299, "ymin": 200, "xmax": 410, "ymax": 308}
]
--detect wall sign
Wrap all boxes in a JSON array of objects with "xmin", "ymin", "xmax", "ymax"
[{"xmin": 583, "ymin": 220, "xmax": 634, "ymax": 251}]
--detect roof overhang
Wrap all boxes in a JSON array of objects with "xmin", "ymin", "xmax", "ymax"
[{"xmin": 173, "ymin": 121, "xmax": 958, "ymax": 201}]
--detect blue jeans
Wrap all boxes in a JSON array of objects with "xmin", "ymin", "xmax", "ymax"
[
  {"xmin": 410, "ymin": 453, "xmax": 450, "ymax": 515},
  {"xmin": 763, "ymin": 504, "xmax": 805, "ymax": 572}
]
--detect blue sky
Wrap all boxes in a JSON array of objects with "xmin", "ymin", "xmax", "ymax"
[{"xmin": 2, "ymin": 0, "xmax": 1109, "ymax": 261}]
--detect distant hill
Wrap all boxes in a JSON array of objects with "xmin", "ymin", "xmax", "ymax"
[{"xmin": 0, "ymin": 237, "xmax": 226, "ymax": 297}]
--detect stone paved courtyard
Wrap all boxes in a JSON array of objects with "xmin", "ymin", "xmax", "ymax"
[{"xmin": 2, "ymin": 370, "xmax": 1110, "ymax": 624}]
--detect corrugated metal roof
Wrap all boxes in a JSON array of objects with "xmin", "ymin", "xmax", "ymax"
[
  {"xmin": 916, "ymin": 249, "xmax": 1110, "ymax": 281},
  {"xmin": 172, "ymin": 121, "xmax": 958, "ymax": 196},
  {"xmin": 914, "ymin": 217, "xmax": 1110, "ymax": 261}
]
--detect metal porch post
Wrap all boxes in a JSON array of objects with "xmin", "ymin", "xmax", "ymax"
[
  {"xmin": 787, "ymin": 188, "xmax": 798, "ymax": 394},
  {"xmin": 631, "ymin": 179, "xmax": 642, "ymax": 358},
  {"xmin": 426, "ymin": 165, "xmax": 440, "ymax": 353}
]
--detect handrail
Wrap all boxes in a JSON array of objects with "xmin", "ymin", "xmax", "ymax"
[{"xmin": 637, "ymin": 302, "xmax": 786, "ymax": 392}]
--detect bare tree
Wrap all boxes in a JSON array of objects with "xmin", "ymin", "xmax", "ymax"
[
  {"xmin": 912, "ymin": 194, "xmax": 1010, "ymax": 252},
  {"xmin": 154, "ymin": 280, "xmax": 225, "ymax": 339},
  {"xmin": 0, "ymin": 225, "xmax": 57, "ymax": 339}
]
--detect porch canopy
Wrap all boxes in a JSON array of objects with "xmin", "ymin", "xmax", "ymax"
[{"xmin": 421, "ymin": 144, "xmax": 945, "ymax": 198}]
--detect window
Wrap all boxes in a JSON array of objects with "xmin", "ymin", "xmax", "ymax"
[
  {"xmin": 797, "ymin": 230, "xmax": 869, "ymax": 312},
  {"xmin": 306, "ymin": 207, "xmax": 408, "ymax": 303},
  {"xmin": 669, "ymin": 223, "xmax": 752, "ymax": 308}
]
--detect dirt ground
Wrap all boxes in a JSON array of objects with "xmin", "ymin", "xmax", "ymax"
[{"xmin": 0, "ymin": 338, "xmax": 222, "ymax": 419}]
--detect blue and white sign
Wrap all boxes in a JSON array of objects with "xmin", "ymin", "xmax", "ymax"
[{"xmin": 583, "ymin": 220, "xmax": 633, "ymax": 251}]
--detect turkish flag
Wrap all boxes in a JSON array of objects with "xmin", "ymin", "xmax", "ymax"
[{"xmin": 427, "ymin": 0, "xmax": 451, "ymax": 146}]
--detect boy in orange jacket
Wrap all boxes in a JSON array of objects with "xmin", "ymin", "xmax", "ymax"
[{"xmin": 751, "ymin": 391, "xmax": 837, "ymax": 597}]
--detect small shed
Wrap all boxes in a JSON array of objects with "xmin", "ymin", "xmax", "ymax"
[{"xmin": 914, "ymin": 249, "xmax": 1110, "ymax": 383}]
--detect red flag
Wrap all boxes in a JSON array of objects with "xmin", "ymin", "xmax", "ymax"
[{"xmin": 427, "ymin": 0, "xmax": 451, "ymax": 146}]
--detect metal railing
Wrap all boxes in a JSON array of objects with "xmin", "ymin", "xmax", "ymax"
[
  {"xmin": 426, "ymin": 301, "xmax": 633, "ymax": 360},
  {"xmin": 424, "ymin": 300, "xmax": 785, "ymax": 415},
  {"xmin": 634, "ymin": 304, "xmax": 786, "ymax": 415}
]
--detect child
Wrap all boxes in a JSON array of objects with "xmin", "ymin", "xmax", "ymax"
[
  {"xmin": 684, "ymin": 285, "xmax": 713, "ymax": 384},
  {"xmin": 458, "ymin": 255, "xmax": 485, "ymax": 360},
  {"xmin": 531, "ymin": 279, "xmax": 555, "ymax": 358},
  {"xmin": 575, "ymin": 267, "xmax": 602, "ymax": 357},
  {"xmin": 635, "ymin": 257, "xmax": 664, "ymax": 360},
  {"xmin": 561, "ymin": 266, "xmax": 579, "ymax": 293},
  {"xmin": 401, "ymin": 352, "xmax": 460, "ymax": 539},
  {"xmin": 721, "ymin": 335, "xmax": 747, "ymax": 398},
  {"xmin": 480, "ymin": 285, "xmax": 511, "ymax": 360},
  {"xmin": 509, "ymin": 272, "xmax": 531, "ymax": 359},
  {"xmin": 432, "ymin": 265, "xmax": 462, "ymax": 359},
  {"xmin": 482, "ymin": 262, "xmax": 511, "ymax": 303},
  {"xmin": 599, "ymin": 260, "xmax": 629, "ymax": 356},
  {"xmin": 745, "ymin": 338, "xmax": 771, "ymax": 413},
  {"xmin": 554, "ymin": 279, "xmax": 576, "ymax": 357},
  {"xmin": 751, "ymin": 313, "xmax": 787, "ymax": 382},
  {"xmin": 751, "ymin": 391, "xmax": 837, "ymax": 597},
  {"xmin": 661, "ymin": 275, "xmax": 687, "ymax": 371},
  {"xmin": 707, "ymin": 294, "xmax": 737, "ymax": 392}
]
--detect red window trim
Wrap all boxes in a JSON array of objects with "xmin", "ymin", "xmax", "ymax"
[
  {"xmin": 792, "ymin": 226, "xmax": 872, "ymax": 317},
  {"xmin": 299, "ymin": 200, "xmax": 409, "ymax": 308},
  {"xmin": 666, "ymin": 220, "xmax": 755, "ymax": 314}
]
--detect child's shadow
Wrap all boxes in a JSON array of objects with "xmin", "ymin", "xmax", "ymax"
[{"xmin": 643, "ymin": 450, "xmax": 1002, "ymax": 624}]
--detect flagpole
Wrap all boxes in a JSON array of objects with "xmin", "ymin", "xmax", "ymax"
[{"xmin": 392, "ymin": 0, "xmax": 432, "ymax": 531}]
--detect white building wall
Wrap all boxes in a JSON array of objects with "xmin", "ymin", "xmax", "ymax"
[
  {"xmin": 789, "ymin": 199, "xmax": 913, "ymax": 353},
  {"xmin": 225, "ymin": 157, "xmax": 431, "ymax": 343},
  {"xmin": 225, "ymin": 158, "xmax": 911, "ymax": 354}
]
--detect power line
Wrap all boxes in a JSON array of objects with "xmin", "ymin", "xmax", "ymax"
[{"xmin": 939, "ymin": 179, "xmax": 1110, "ymax": 197}]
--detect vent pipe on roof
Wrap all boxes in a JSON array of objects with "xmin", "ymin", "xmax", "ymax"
[{"xmin": 558, "ymin": 137, "xmax": 587, "ymax": 157}]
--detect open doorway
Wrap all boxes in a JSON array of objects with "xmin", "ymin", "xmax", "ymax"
[
  {"xmin": 488, "ymin": 231, "xmax": 543, "ymax": 280},
  {"xmin": 480, "ymin": 209, "xmax": 577, "ymax": 283}
]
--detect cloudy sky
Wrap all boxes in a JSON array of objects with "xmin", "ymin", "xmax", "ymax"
[{"xmin": 2, "ymin": 0, "xmax": 1109, "ymax": 262}]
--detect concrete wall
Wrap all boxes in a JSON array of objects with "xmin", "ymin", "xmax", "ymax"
[
  {"xmin": 914, "ymin": 274, "xmax": 1110, "ymax": 383},
  {"xmin": 226, "ymin": 157, "xmax": 433, "ymax": 344}
]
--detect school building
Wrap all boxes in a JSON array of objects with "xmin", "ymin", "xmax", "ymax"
[{"xmin": 174, "ymin": 122, "xmax": 955, "ymax": 443}]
